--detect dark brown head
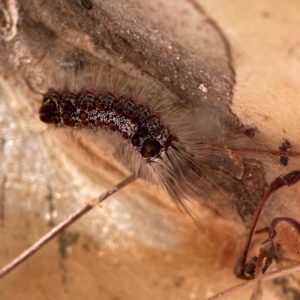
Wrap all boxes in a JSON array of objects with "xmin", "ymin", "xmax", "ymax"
[
  {"xmin": 39, "ymin": 99, "xmax": 59, "ymax": 124},
  {"xmin": 140, "ymin": 139, "xmax": 162, "ymax": 161}
]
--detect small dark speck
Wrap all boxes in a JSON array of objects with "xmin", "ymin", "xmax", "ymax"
[
  {"xmin": 77, "ymin": 0, "xmax": 93, "ymax": 10},
  {"xmin": 174, "ymin": 276, "xmax": 185, "ymax": 288},
  {"xmin": 152, "ymin": 280, "xmax": 159, "ymax": 287},
  {"xmin": 58, "ymin": 230, "xmax": 80, "ymax": 260},
  {"xmin": 280, "ymin": 156, "xmax": 289, "ymax": 166},
  {"xmin": 279, "ymin": 139, "xmax": 291, "ymax": 166},
  {"xmin": 261, "ymin": 11, "xmax": 271, "ymax": 18},
  {"xmin": 82, "ymin": 242, "xmax": 91, "ymax": 252}
]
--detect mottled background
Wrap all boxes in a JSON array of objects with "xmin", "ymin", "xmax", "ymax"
[{"xmin": 1, "ymin": 0, "xmax": 300, "ymax": 299}]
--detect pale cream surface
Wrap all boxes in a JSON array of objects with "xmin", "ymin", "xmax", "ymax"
[{"xmin": 201, "ymin": 0, "xmax": 300, "ymax": 150}]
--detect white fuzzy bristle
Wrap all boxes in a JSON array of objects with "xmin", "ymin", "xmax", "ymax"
[{"xmin": 39, "ymin": 60, "xmax": 246, "ymax": 218}]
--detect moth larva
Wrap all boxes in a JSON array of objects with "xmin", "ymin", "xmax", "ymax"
[{"xmin": 38, "ymin": 64, "xmax": 244, "ymax": 211}]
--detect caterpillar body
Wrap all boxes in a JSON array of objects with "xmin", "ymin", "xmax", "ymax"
[
  {"xmin": 38, "ymin": 65, "xmax": 244, "ymax": 210},
  {"xmin": 40, "ymin": 88, "xmax": 175, "ymax": 163}
]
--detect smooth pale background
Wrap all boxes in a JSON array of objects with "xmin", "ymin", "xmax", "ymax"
[
  {"xmin": 202, "ymin": 0, "xmax": 300, "ymax": 150},
  {"xmin": 1, "ymin": 0, "xmax": 300, "ymax": 299}
]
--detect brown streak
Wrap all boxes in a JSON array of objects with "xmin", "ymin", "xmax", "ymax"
[{"xmin": 0, "ymin": 175, "xmax": 136, "ymax": 279}]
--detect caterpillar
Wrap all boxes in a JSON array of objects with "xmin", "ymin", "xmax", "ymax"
[{"xmin": 38, "ymin": 64, "xmax": 245, "ymax": 212}]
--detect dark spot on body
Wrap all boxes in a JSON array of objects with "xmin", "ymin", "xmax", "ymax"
[
  {"xmin": 131, "ymin": 134, "xmax": 140, "ymax": 147},
  {"xmin": 136, "ymin": 126, "xmax": 148, "ymax": 137},
  {"xmin": 61, "ymin": 103, "xmax": 72, "ymax": 113},
  {"xmin": 141, "ymin": 139, "xmax": 161, "ymax": 158},
  {"xmin": 63, "ymin": 119, "xmax": 74, "ymax": 126},
  {"xmin": 122, "ymin": 131, "xmax": 129, "ymax": 139},
  {"xmin": 115, "ymin": 107, "xmax": 123, "ymax": 116},
  {"xmin": 95, "ymin": 120, "xmax": 103, "ymax": 127},
  {"xmin": 62, "ymin": 113, "xmax": 70, "ymax": 120},
  {"xmin": 80, "ymin": 102, "xmax": 89, "ymax": 111},
  {"xmin": 97, "ymin": 103, "xmax": 105, "ymax": 111},
  {"xmin": 81, "ymin": 120, "xmax": 89, "ymax": 126},
  {"xmin": 80, "ymin": 112, "xmax": 87, "ymax": 120},
  {"xmin": 109, "ymin": 123, "xmax": 117, "ymax": 132},
  {"xmin": 130, "ymin": 116, "xmax": 139, "ymax": 124}
]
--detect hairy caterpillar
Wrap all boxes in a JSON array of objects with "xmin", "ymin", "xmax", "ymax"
[
  {"xmin": 1, "ymin": 2, "xmax": 295, "ymax": 298},
  {"xmin": 38, "ymin": 63, "xmax": 245, "ymax": 212}
]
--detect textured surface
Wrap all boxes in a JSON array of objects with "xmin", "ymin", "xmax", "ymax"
[{"xmin": 0, "ymin": 0, "xmax": 300, "ymax": 299}]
